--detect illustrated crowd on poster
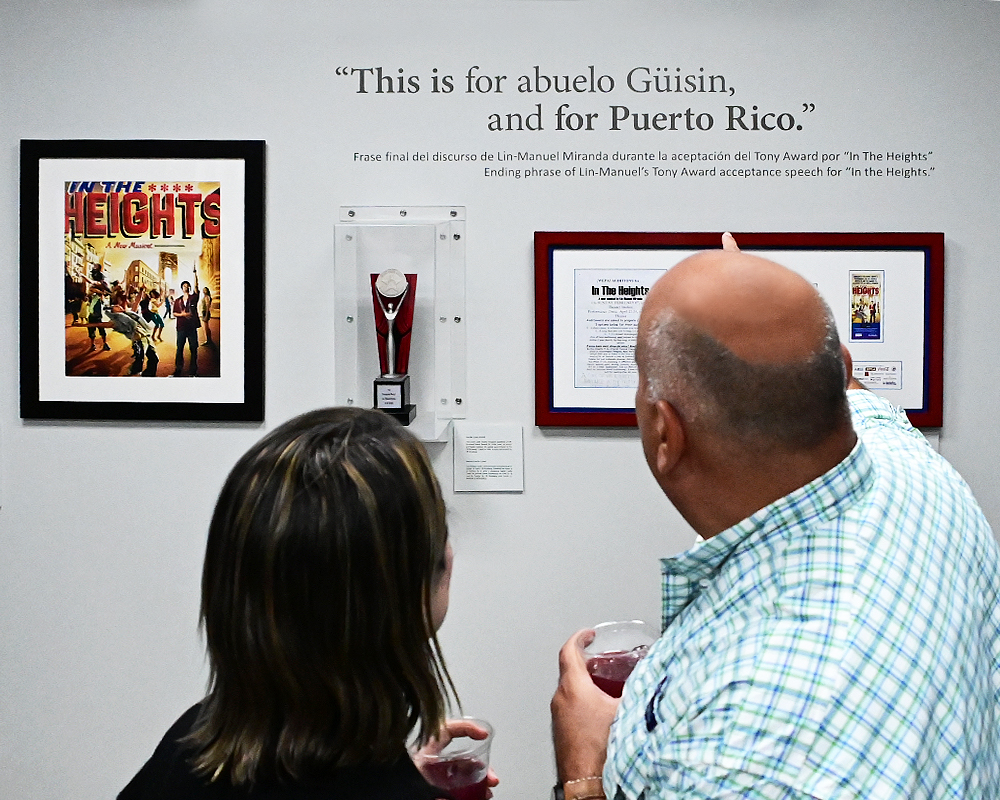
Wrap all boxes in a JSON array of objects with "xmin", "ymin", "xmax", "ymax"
[{"xmin": 62, "ymin": 181, "xmax": 221, "ymax": 379}]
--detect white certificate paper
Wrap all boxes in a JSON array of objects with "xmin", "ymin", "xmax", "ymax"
[
  {"xmin": 552, "ymin": 249, "xmax": 689, "ymax": 411},
  {"xmin": 547, "ymin": 245, "xmax": 927, "ymax": 413},
  {"xmin": 453, "ymin": 423, "xmax": 524, "ymax": 493},
  {"xmin": 573, "ymin": 269, "xmax": 659, "ymax": 388}
]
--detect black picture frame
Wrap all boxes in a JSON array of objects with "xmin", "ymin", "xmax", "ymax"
[{"xmin": 20, "ymin": 139, "xmax": 265, "ymax": 422}]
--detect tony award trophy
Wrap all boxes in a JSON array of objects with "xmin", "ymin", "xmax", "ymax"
[{"xmin": 371, "ymin": 269, "xmax": 417, "ymax": 425}]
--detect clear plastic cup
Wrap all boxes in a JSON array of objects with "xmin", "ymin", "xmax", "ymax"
[
  {"xmin": 584, "ymin": 620, "xmax": 657, "ymax": 697},
  {"xmin": 420, "ymin": 718, "xmax": 493, "ymax": 800}
]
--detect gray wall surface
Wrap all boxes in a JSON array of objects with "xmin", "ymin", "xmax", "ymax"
[{"xmin": 2, "ymin": 2, "xmax": 999, "ymax": 798}]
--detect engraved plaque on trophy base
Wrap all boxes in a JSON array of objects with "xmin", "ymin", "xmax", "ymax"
[{"xmin": 374, "ymin": 374, "xmax": 416, "ymax": 425}]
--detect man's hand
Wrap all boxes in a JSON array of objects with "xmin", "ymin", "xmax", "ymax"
[
  {"xmin": 551, "ymin": 629, "xmax": 620, "ymax": 783},
  {"xmin": 722, "ymin": 231, "xmax": 740, "ymax": 252}
]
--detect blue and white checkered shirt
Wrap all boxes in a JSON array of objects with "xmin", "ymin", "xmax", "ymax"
[{"xmin": 606, "ymin": 391, "xmax": 1000, "ymax": 799}]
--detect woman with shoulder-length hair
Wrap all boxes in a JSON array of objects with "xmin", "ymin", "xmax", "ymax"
[{"xmin": 119, "ymin": 407, "xmax": 492, "ymax": 799}]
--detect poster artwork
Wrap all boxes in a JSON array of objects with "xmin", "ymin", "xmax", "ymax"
[
  {"xmin": 63, "ymin": 180, "xmax": 221, "ymax": 378},
  {"xmin": 850, "ymin": 270, "xmax": 883, "ymax": 342}
]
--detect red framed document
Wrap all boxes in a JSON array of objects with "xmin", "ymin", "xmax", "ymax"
[{"xmin": 535, "ymin": 232, "xmax": 943, "ymax": 428}]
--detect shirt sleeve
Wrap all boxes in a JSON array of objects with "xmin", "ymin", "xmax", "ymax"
[{"xmin": 847, "ymin": 389, "xmax": 931, "ymax": 451}]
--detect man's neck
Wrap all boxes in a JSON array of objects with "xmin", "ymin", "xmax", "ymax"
[{"xmin": 680, "ymin": 427, "xmax": 858, "ymax": 539}]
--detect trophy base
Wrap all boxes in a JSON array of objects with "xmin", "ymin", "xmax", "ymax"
[
  {"xmin": 381, "ymin": 405, "xmax": 417, "ymax": 426},
  {"xmin": 374, "ymin": 374, "xmax": 416, "ymax": 426}
]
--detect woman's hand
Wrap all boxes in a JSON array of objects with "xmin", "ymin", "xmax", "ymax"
[{"xmin": 413, "ymin": 718, "xmax": 499, "ymax": 798}]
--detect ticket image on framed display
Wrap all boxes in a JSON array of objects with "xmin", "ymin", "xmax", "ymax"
[{"xmin": 534, "ymin": 231, "xmax": 943, "ymax": 428}]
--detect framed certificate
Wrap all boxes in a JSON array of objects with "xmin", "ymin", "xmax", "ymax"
[{"xmin": 535, "ymin": 231, "xmax": 943, "ymax": 428}]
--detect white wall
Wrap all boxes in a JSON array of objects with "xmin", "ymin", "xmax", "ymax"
[{"xmin": 3, "ymin": 2, "xmax": 1000, "ymax": 798}]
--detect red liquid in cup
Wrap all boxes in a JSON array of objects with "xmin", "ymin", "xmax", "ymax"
[
  {"xmin": 586, "ymin": 647, "xmax": 647, "ymax": 698},
  {"xmin": 423, "ymin": 757, "xmax": 489, "ymax": 800}
]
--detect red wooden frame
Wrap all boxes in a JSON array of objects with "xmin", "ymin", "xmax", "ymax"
[{"xmin": 535, "ymin": 231, "xmax": 944, "ymax": 428}]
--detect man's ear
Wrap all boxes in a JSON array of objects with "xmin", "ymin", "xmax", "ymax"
[
  {"xmin": 840, "ymin": 343, "xmax": 853, "ymax": 386},
  {"xmin": 651, "ymin": 399, "xmax": 685, "ymax": 476}
]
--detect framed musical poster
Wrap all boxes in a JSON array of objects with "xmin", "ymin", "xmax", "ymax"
[
  {"xmin": 20, "ymin": 139, "xmax": 265, "ymax": 421},
  {"xmin": 535, "ymin": 231, "xmax": 943, "ymax": 428}
]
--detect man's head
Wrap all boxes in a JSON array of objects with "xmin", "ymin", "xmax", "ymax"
[
  {"xmin": 634, "ymin": 248, "xmax": 854, "ymax": 533},
  {"xmin": 181, "ymin": 281, "xmax": 191, "ymax": 294}
]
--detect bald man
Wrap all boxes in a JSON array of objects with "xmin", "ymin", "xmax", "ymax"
[{"xmin": 551, "ymin": 237, "xmax": 1000, "ymax": 800}]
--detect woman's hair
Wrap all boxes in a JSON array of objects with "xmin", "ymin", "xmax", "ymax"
[{"xmin": 186, "ymin": 407, "xmax": 454, "ymax": 785}]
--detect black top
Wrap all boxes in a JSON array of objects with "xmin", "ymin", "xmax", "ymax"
[{"xmin": 119, "ymin": 705, "xmax": 445, "ymax": 800}]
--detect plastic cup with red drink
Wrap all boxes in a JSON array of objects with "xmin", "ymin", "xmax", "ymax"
[
  {"xmin": 419, "ymin": 717, "xmax": 494, "ymax": 800},
  {"xmin": 584, "ymin": 620, "xmax": 657, "ymax": 698}
]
